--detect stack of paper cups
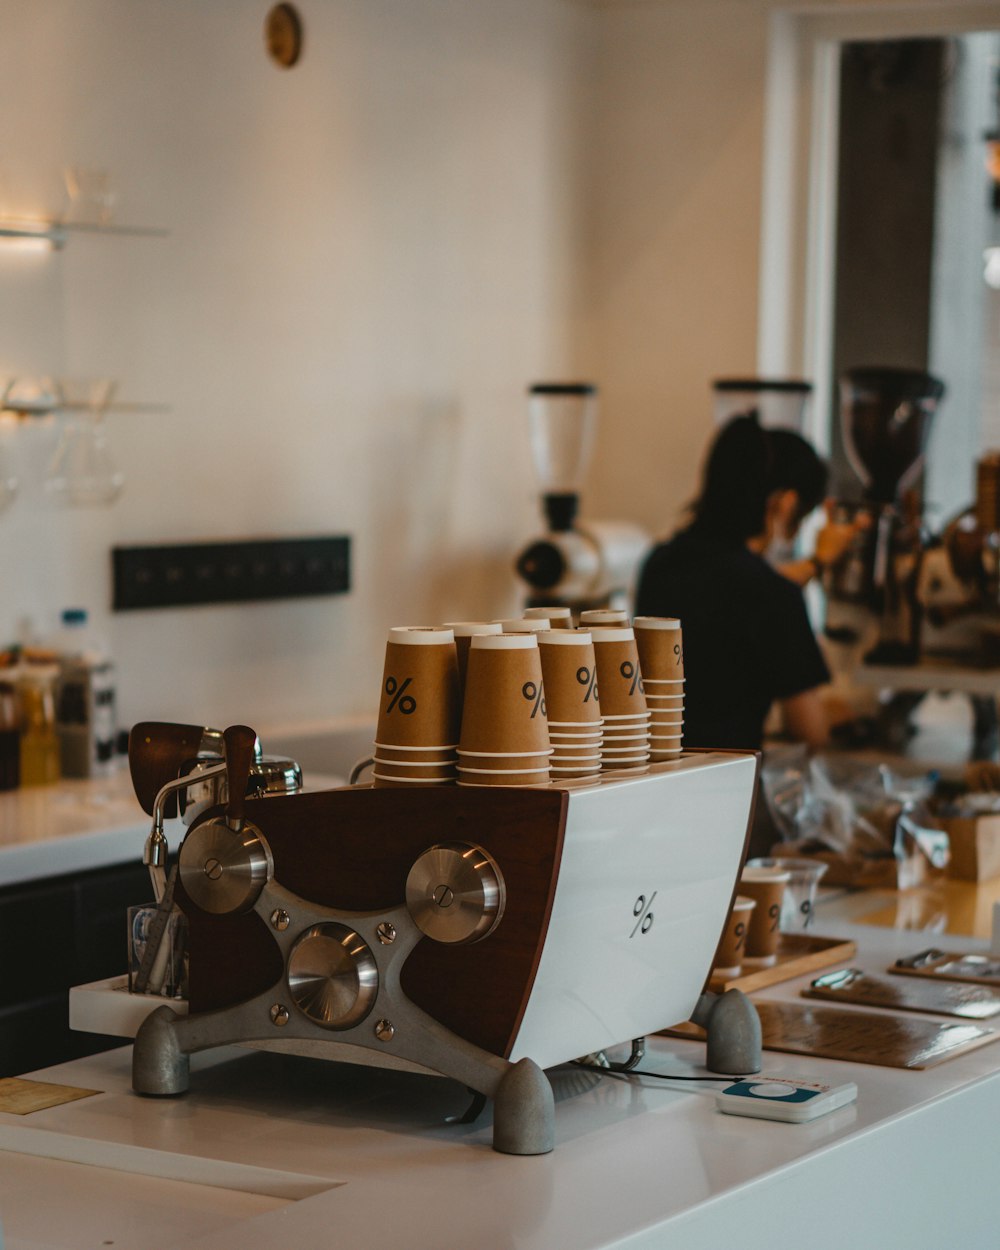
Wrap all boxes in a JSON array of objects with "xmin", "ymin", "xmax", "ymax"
[
  {"xmin": 458, "ymin": 633, "xmax": 552, "ymax": 786},
  {"xmin": 590, "ymin": 626, "xmax": 650, "ymax": 772},
  {"xmin": 442, "ymin": 621, "xmax": 503, "ymax": 691},
  {"xmin": 634, "ymin": 616, "xmax": 684, "ymax": 762},
  {"xmin": 373, "ymin": 627, "xmax": 461, "ymax": 787},
  {"xmin": 538, "ymin": 629, "xmax": 603, "ymax": 781},
  {"xmin": 523, "ymin": 606, "xmax": 574, "ymax": 629}
]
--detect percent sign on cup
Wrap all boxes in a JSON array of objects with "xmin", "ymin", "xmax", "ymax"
[
  {"xmin": 521, "ymin": 680, "xmax": 546, "ymax": 718},
  {"xmin": 674, "ymin": 642, "xmax": 683, "ymax": 667},
  {"xmin": 384, "ymin": 676, "xmax": 416, "ymax": 714},
  {"xmin": 576, "ymin": 666, "xmax": 598, "ymax": 702},
  {"xmin": 619, "ymin": 661, "xmax": 642, "ymax": 695}
]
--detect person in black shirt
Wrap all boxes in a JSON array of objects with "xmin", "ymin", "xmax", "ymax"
[{"xmin": 636, "ymin": 415, "xmax": 840, "ymax": 753}]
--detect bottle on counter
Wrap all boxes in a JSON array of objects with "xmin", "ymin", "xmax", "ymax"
[
  {"xmin": 19, "ymin": 661, "xmax": 60, "ymax": 786},
  {"xmin": 53, "ymin": 608, "xmax": 117, "ymax": 778},
  {"xmin": 0, "ymin": 663, "xmax": 20, "ymax": 790}
]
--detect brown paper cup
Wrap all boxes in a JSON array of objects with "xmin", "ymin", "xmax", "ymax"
[
  {"xmin": 634, "ymin": 616, "xmax": 684, "ymax": 681},
  {"xmin": 376, "ymin": 627, "xmax": 461, "ymax": 750},
  {"xmin": 523, "ymin": 607, "xmax": 574, "ymax": 629},
  {"xmin": 538, "ymin": 631, "xmax": 602, "ymax": 726},
  {"xmin": 740, "ymin": 868, "xmax": 791, "ymax": 963},
  {"xmin": 459, "ymin": 634, "xmax": 550, "ymax": 755},
  {"xmin": 713, "ymin": 895, "xmax": 756, "ymax": 976},
  {"xmin": 443, "ymin": 622, "xmax": 503, "ymax": 690}
]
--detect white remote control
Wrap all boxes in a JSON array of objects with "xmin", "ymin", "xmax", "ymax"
[{"xmin": 716, "ymin": 1077, "xmax": 858, "ymax": 1123}]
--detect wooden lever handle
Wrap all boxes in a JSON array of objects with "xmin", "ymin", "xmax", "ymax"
[
  {"xmin": 128, "ymin": 721, "xmax": 206, "ymax": 816},
  {"xmin": 223, "ymin": 724, "xmax": 257, "ymax": 828}
]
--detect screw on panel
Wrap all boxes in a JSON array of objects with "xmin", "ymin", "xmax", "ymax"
[
  {"xmin": 374, "ymin": 1018, "xmax": 395, "ymax": 1043},
  {"xmin": 270, "ymin": 1004, "xmax": 290, "ymax": 1027},
  {"xmin": 376, "ymin": 921, "xmax": 396, "ymax": 945},
  {"xmin": 270, "ymin": 908, "xmax": 291, "ymax": 931}
]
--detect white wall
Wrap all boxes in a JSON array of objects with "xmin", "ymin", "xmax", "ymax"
[
  {"xmin": 0, "ymin": 0, "xmax": 984, "ymax": 740},
  {"xmin": 0, "ymin": 0, "xmax": 596, "ymax": 733}
]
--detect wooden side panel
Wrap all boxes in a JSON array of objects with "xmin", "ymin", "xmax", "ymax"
[{"xmin": 181, "ymin": 785, "xmax": 567, "ymax": 1058}]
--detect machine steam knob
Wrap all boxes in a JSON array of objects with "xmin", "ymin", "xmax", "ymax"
[
  {"xmin": 405, "ymin": 842, "xmax": 506, "ymax": 944},
  {"xmin": 178, "ymin": 817, "xmax": 272, "ymax": 915},
  {"xmin": 287, "ymin": 923, "xmax": 379, "ymax": 1030}
]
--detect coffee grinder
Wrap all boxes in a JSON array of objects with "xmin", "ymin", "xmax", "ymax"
[
  {"xmin": 515, "ymin": 383, "xmax": 650, "ymax": 613},
  {"xmin": 829, "ymin": 366, "xmax": 944, "ymax": 665}
]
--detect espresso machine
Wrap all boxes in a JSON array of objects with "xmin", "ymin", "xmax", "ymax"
[
  {"xmin": 515, "ymin": 383, "xmax": 650, "ymax": 614},
  {"xmin": 71, "ymin": 721, "xmax": 758, "ymax": 1155},
  {"xmin": 825, "ymin": 366, "xmax": 944, "ymax": 665}
]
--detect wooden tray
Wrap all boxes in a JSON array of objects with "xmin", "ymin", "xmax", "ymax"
[
  {"xmin": 804, "ymin": 968, "xmax": 1000, "ymax": 1020},
  {"xmin": 752, "ymin": 1000, "xmax": 1000, "ymax": 1069},
  {"xmin": 708, "ymin": 933, "xmax": 856, "ymax": 994},
  {"xmin": 890, "ymin": 949, "xmax": 1000, "ymax": 988}
]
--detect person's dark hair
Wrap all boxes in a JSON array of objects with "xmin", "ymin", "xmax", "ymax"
[
  {"xmin": 689, "ymin": 413, "xmax": 827, "ymax": 542},
  {"xmin": 768, "ymin": 428, "xmax": 827, "ymax": 523}
]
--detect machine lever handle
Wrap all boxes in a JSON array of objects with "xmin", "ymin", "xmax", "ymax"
[{"xmin": 223, "ymin": 724, "xmax": 257, "ymax": 831}]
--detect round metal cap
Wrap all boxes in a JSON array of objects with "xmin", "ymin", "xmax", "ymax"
[
  {"xmin": 287, "ymin": 923, "xmax": 379, "ymax": 1030},
  {"xmin": 406, "ymin": 842, "xmax": 506, "ymax": 944},
  {"xmin": 178, "ymin": 818, "xmax": 273, "ymax": 915}
]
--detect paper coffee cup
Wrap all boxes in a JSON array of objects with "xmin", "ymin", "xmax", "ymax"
[
  {"xmin": 376, "ymin": 627, "xmax": 461, "ymax": 751},
  {"xmin": 443, "ymin": 622, "xmax": 503, "ymax": 689},
  {"xmin": 524, "ymin": 606, "xmax": 574, "ymax": 629},
  {"xmin": 713, "ymin": 895, "xmax": 756, "ymax": 977},
  {"xmin": 739, "ymin": 867, "xmax": 791, "ymax": 964},
  {"xmin": 538, "ymin": 630, "xmax": 602, "ymax": 726},
  {"xmin": 459, "ymin": 633, "xmax": 550, "ymax": 755},
  {"xmin": 633, "ymin": 616, "xmax": 684, "ymax": 681}
]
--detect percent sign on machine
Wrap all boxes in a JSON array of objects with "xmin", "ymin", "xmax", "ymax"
[
  {"xmin": 384, "ymin": 676, "xmax": 417, "ymax": 715},
  {"xmin": 631, "ymin": 892, "xmax": 655, "ymax": 938},
  {"xmin": 576, "ymin": 666, "xmax": 598, "ymax": 702},
  {"xmin": 522, "ymin": 680, "xmax": 546, "ymax": 718},
  {"xmin": 619, "ymin": 661, "xmax": 642, "ymax": 696}
]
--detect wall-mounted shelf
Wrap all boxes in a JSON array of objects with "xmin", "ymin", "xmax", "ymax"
[{"xmin": 0, "ymin": 219, "xmax": 169, "ymax": 250}]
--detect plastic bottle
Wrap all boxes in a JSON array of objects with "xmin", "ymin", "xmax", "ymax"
[
  {"xmin": 53, "ymin": 608, "xmax": 117, "ymax": 777},
  {"xmin": 0, "ymin": 669, "xmax": 20, "ymax": 790},
  {"xmin": 19, "ymin": 663, "xmax": 60, "ymax": 786}
]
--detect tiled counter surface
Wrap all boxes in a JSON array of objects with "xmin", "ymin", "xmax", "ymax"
[{"xmin": 1, "ymin": 922, "xmax": 999, "ymax": 1250}]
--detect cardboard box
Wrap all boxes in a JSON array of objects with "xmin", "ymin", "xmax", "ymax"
[{"xmin": 941, "ymin": 814, "xmax": 1000, "ymax": 882}]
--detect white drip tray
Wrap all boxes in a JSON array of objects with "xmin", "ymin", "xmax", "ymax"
[{"xmin": 70, "ymin": 975, "xmax": 188, "ymax": 1038}]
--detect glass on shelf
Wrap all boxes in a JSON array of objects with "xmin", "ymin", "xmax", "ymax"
[
  {"xmin": 62, "ymin": 166, "xmax": 117, "ymax": 226},
  {"xmin": 46, "ymin": 379, "xmax": 124, "ymax": 507}
]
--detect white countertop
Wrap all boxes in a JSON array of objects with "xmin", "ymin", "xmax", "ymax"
[
  {"xmin": 0, "ymin": 765, "xmax": 343, "ymax": 888},
  {"xmin": 2, "ymin": 922, "xmax": 999, "ymax": 1249}
]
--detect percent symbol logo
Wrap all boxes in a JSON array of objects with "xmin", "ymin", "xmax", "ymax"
[
  {"xmin": 674, "ymin": 642, "xmax": 683, "ymax": 667},
  {"xmin": 384, "ymin": 676, "xmax": 416, "ymax": 714},
  {"xmin": 521, "ymin": 681, "xmax": 546, "ymax": 718},
  {"xmin": 630, "ymin": 892, "xmax": 656, "ymax": 938},
  {"xmin": 576, "ymin": 666, "xmax": 598, "ymax": 702},
  {"xmin": 619, "ymin": 661, "xmax": 642, "ymax": 696}
]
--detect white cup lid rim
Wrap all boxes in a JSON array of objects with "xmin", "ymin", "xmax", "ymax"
[
  {"xmin": 588, "ymin": 626, "xmax": 635, "ymax": 642},
  {"xmin": 442, "ymin": 621, "xmax": 503, "ymax": 635},
  {"xmin": 633, "ymin": 616, "xmax": 682, "ymax": 630},
  {"xmin": 387, "ymin": 626, "xmax": 456, "ymax": 645},
  {"xmin": 538, "ymin": 630, "xmax": 592, "ymax": 645},
  {"xmin": 470, "ymin": 632, "xmax": 539, "ymax": 650}
]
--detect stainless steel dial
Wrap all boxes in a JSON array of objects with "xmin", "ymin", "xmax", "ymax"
[
  {"xmin": 405, "ymin": 842, "xmax": 505, "ymax": 944},
  {"xmin": 287, "ymin": 923, "xmax": 379, "ymax": 1030},
  {"xmin": 178, "ymin": 817, "xmax": 272, "ymax": 915}
]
